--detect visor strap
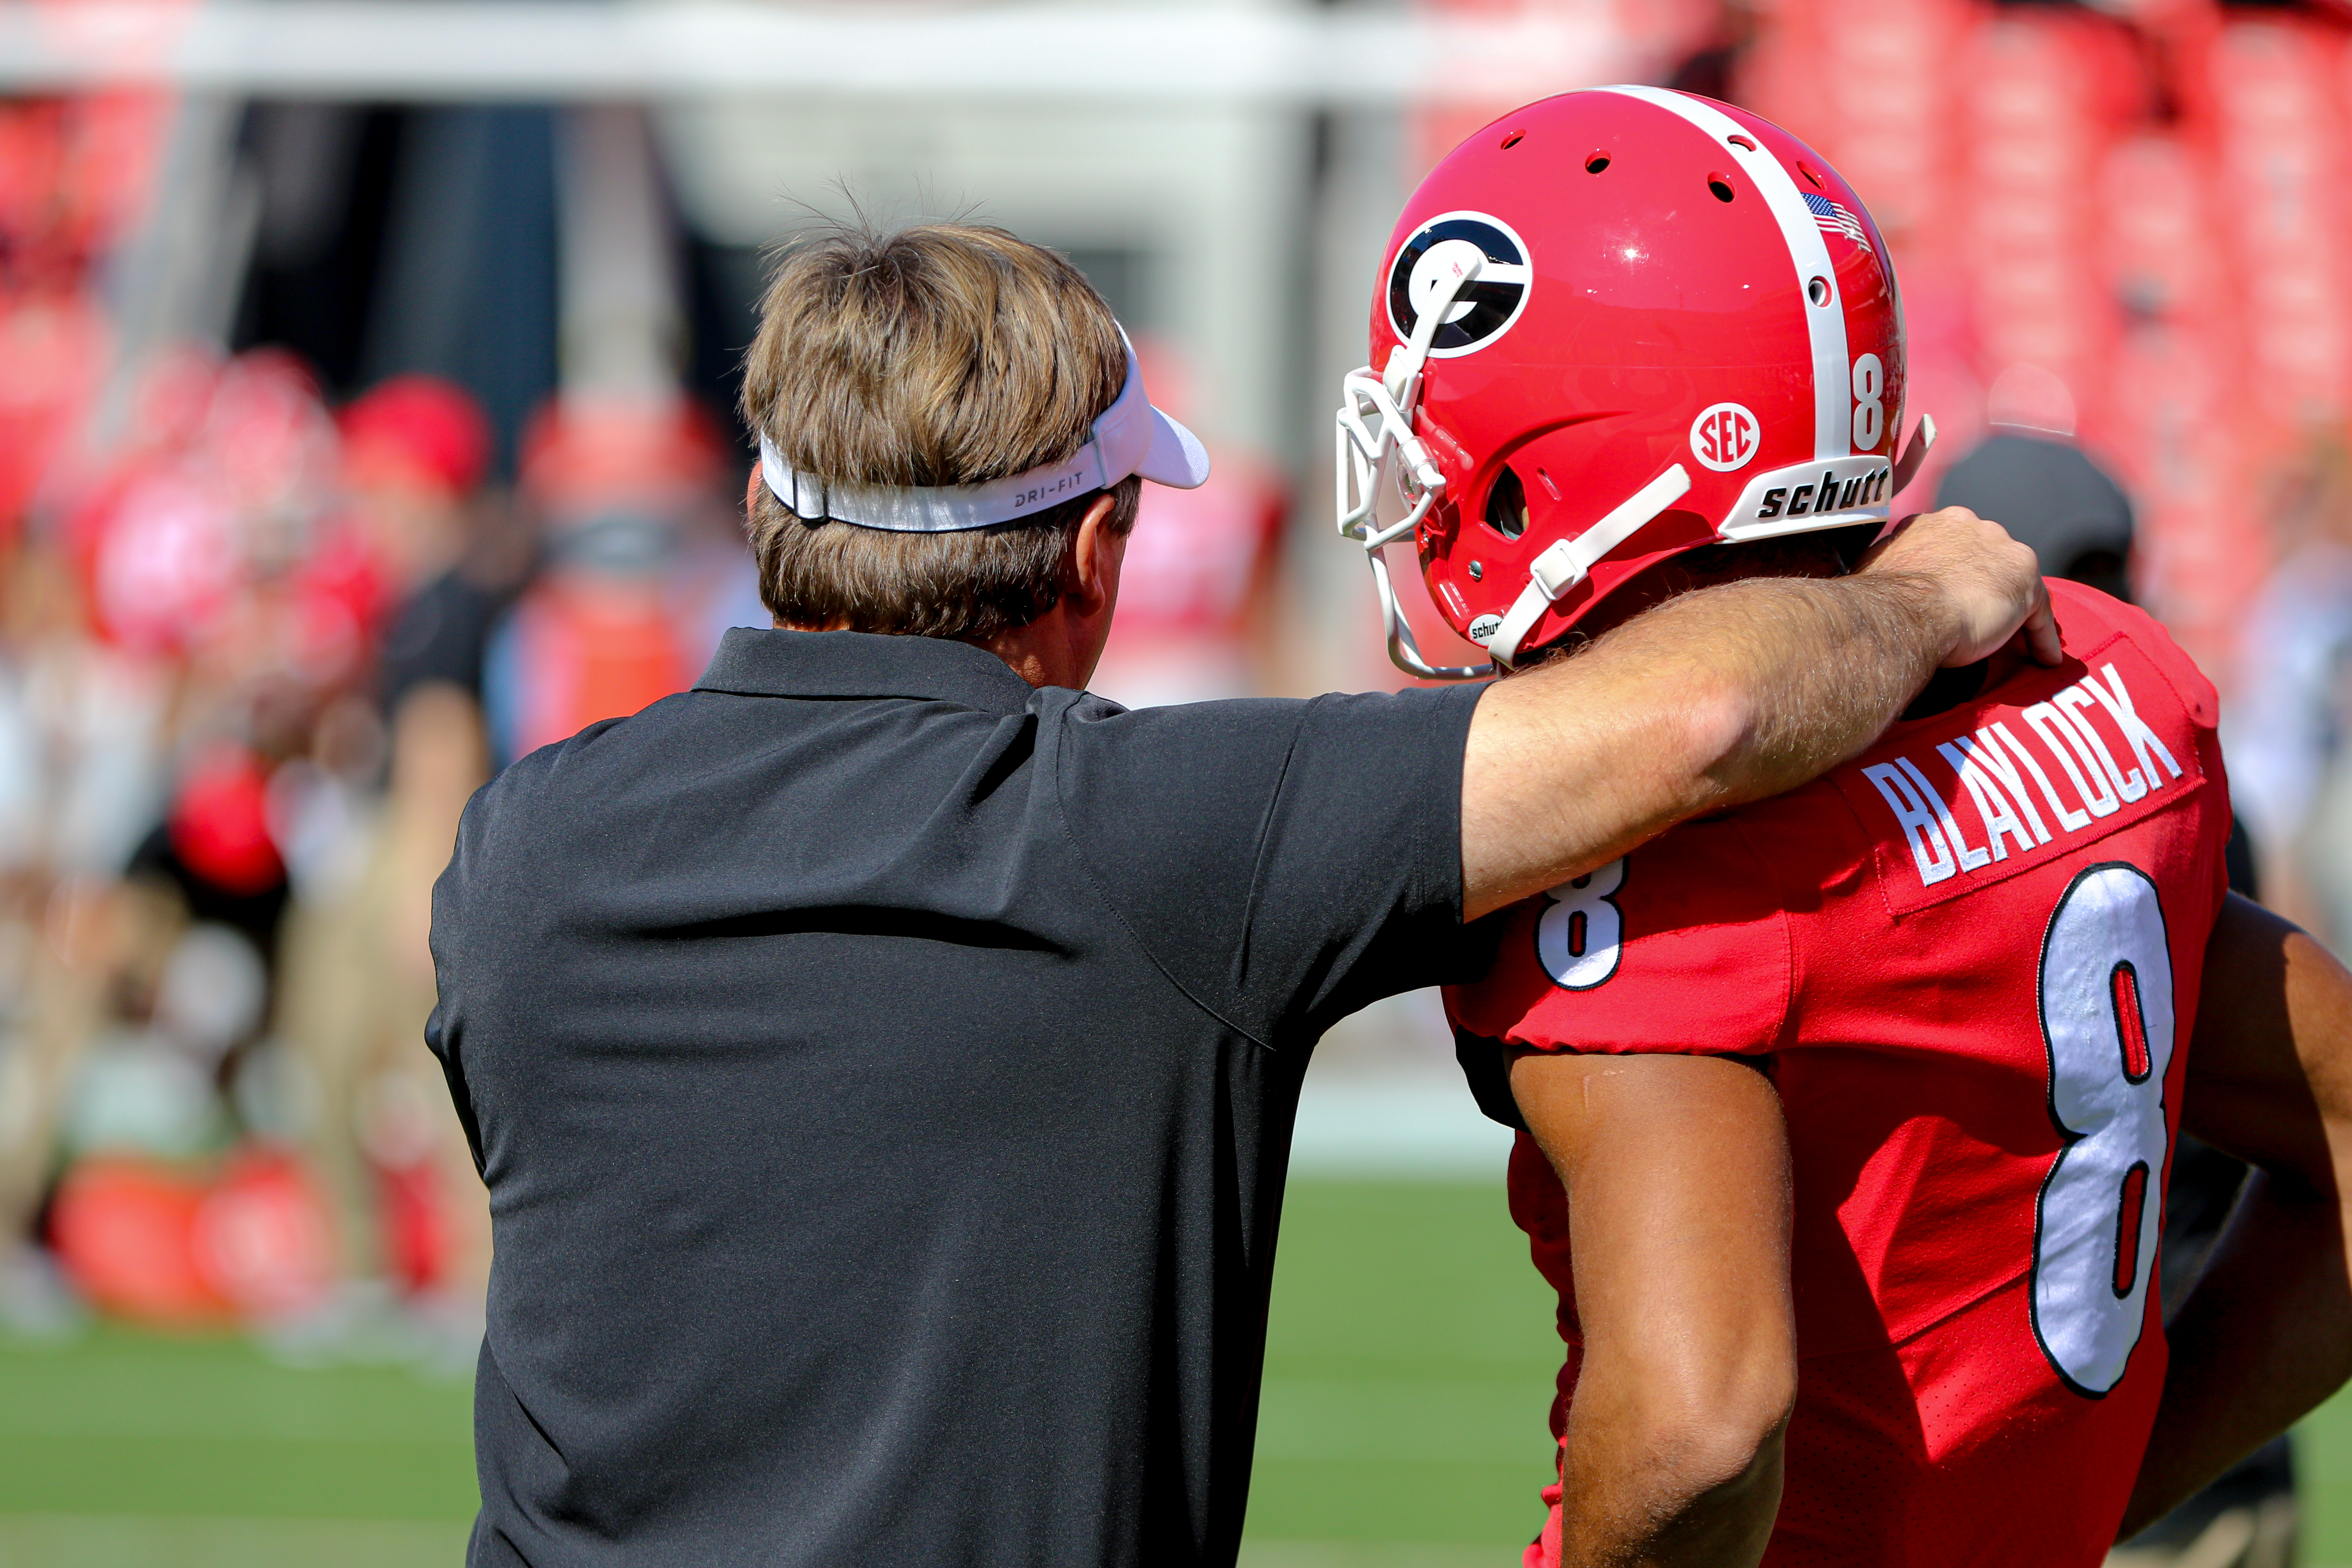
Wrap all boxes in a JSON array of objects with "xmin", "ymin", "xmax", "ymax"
[{"xmin": 759, "ymin": 329, "xmax": 1153, "ymax": 534}]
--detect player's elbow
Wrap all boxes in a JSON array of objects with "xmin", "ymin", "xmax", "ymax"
[
  {"xmin": 1622, "ymin": 1354, "xmax": 1797, "ymax": 1504},
  {"xmin": 1626, "ymin": 1408, "xmax": 1791, "ymax": 1540}
]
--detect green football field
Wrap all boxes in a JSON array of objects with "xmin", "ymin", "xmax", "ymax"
[{"xmin": 0, "ymin": 1178, "xmax": 2346, "ymax": 1567}]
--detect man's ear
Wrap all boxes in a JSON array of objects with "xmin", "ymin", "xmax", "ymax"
[
  {"xmin": 744, "ymin": 462, "xmax": 762, "ymax": 517},
  {"xmin": 1068, "ymin": 493, "xmax": 1124, "ymax": 614}
]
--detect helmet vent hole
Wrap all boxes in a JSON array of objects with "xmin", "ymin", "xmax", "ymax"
[
  {"xmin": 1485, "ymin": 467, "xmax": 1528, "ymax": 541},
  {"xmin": 1727, "ymin": 134, "xmax": 1757, "ymax": 151},
  {"xmin": 1797, "ymin": 161, "xmax": 1825, "ymax": 190},
  {"xmin": 1709, "ymin": 175, "xmax": 1735, "ymax": 202},
  {"xmin": 1808, "ymin": 276, "xmax": 1831, "ymax": 306},
  {"xmin": 1584, "ymin": 152, "xmax": 1611, "ymax": 174},
  {"xmin": 1501, "ymin": 128, "xmax": 1525, "ymax": 149}
]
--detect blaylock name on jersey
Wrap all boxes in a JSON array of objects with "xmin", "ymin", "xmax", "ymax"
[{"xmin": 1859, "ymin": 662, "xmax": 2188, "ymax": 893}]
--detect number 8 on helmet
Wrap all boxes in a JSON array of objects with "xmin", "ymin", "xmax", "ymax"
[{"xmin": 1335, "ymin": 86, "xmax": 1934, "ymax": 677}]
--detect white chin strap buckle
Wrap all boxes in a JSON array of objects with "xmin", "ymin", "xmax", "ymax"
[{"xmin": 1481, "ymin": 465, "xmax": 1694, "ymax": 669}]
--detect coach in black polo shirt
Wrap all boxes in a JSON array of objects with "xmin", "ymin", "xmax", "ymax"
[{"xmin": 429, "ymin": 223, "xmax": 2047, "ymax": 1567}]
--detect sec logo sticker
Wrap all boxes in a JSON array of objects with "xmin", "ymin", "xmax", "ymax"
[{"xmin": 1689, "ymin": 403, "xmax": 1760, "ymax": 472}]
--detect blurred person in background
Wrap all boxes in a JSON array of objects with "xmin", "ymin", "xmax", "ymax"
[
  {"xmin": 1936, "ymin": 364, "xmax": 2133, "ymax": 605},
  {"xmin": 41, "ymin": 349, "xmax": 359, "ymax": 1333},
  {"xmin": 2226, "ymin": 449, "xmax": 2352, "ymax": 953},
  {"xmin": 347, "ymin": 374, "xmax": 519, "ymax": 717},
  {"xmin": 272, "ymin": 373, "xmax": 505, "ymax": 1347},
  {"xmin": 275, "ymin": 680, "xmax": 493, "ymax": 1351},
  {"xmin": 481, "ymin": 394, "xmax": 730, "ymax": 766},
  {"xmin": 0, "ymin": 347, "xmax": 241, "ymax": 1321},
  {"xmin": 0, "ymin": 348, "xmax": 514, "ymax": 1345},
  {"xmin": 0, "ymin": 543, "xmax": 175, "ymax": 1326}
]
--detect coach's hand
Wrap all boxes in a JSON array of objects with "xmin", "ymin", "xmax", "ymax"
[{"xmin": 1861, "ymin": 505, "xmax": 2061, "ymax": 669}]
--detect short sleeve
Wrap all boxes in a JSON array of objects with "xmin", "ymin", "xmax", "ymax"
[
  {"xmin": 1053, "ymin": 683, "xmax": 1489, "ymax": 1047},
  {"xmin": 1446, "ymin": 814, "xmax": 1793, "ymax": 1059}
]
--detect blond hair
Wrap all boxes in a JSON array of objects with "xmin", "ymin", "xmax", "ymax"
[{"xmin": 740, "ymin": 221, "xmax": 1141, "ymax": 642}]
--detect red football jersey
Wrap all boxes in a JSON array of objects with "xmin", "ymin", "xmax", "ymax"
[{"xmin": 1447, "ymin": 580, "xmax": 2232, "ymax": 1567}]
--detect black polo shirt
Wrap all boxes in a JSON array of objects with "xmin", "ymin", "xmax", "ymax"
[{"xmin": 428, "ymin": 628, "xmax": 1488, "ymax": 1567}]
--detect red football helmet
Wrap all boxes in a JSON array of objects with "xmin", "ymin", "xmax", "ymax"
[{"xmin": 1337, "ymin": 87, "xmax": 1933, "ymax": 676}]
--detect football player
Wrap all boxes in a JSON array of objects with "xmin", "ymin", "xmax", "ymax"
[{"xmin": 1333, "ymin": 88, "xmax": 2352, "ymax": 1566}]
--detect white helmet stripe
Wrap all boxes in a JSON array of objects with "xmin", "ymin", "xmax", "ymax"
[{"xmin": 1598, "ymin": 86, "xmax": 1851, "ymax": 460}]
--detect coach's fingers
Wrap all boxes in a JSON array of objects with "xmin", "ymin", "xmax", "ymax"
[{"xmin": 2020, "ymin": 577, "xmax": 2063, "ymax": 666}]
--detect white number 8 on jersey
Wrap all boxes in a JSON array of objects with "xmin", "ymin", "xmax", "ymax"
[
  {"xmin": 2032, "ymin": 862, "xmax": 2175, "ymax": 1397},
  {"xmin": 1538, "ymin": 859, "xmax": 1625, "ymax": 990}
]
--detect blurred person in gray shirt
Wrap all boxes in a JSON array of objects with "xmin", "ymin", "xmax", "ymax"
[{"xmin": 2223, "ymin": 453, "xmax": 2352, "ymax": 951}]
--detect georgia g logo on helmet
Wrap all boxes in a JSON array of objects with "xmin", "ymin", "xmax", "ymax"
[
  {"xmin": 1335, "ymin": 87, "xmax": 1924, "ymax": 678},
  {"xmin": 1385, "ymin": 214, "xmax": 1534, "ymax": 358}
]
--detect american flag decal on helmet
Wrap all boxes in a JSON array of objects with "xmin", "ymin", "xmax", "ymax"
[{"xmin": 1804, "ymin": 191, "xmax": 1869, "ymax": 247}]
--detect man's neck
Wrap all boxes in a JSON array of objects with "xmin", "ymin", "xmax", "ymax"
[
  {"xmin": 774, "ymin": 606, "xmax": 1099, "ymax": 692},
  {"xmin": 969, "ymin": 603, "xmax": 1095, "ymax": 689}
]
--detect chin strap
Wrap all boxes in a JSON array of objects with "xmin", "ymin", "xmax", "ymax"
[
  {"xmin": 1485, "ymin": 465, "xmax": 1694, "ymax": 669},
  {"xmin": 1482, "ymin": 413, "xmax": 1930, "ymax": 669}
]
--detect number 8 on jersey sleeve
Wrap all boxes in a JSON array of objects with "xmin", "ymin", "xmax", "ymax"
[
  {"xmin": 2032, "ymin": 862, "xmax": 2175, "ymax": 1397},
  {"xmin": 1537, "ymin": 859, "xmax": 1626, "ymax": 990}
]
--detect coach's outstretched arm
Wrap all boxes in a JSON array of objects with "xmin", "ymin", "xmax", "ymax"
[
  {"xmin": 1461, "ymin": 506, "xmax": 2053, "ymax": 920},
  {"xmin": 2118, "ymin": 894, "xmax": 2352, "ymax": 1537}
]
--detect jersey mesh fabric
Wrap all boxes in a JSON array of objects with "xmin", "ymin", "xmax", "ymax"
[{"xmin": 1450, "ymin": 581, "xmax": 2232, "ymax": 1568}]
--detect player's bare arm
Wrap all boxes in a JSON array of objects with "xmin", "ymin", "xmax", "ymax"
[
  {"xmin": 2118, "ymin": 892, "xmax": 2352, "ymax": 1536},
  {"xmin": 1462, "ymin": 503, "xmax": 2054, "ymax": 920},
  {"xmin": 1508, "ymin": 1051, "xmax": 1797, "ymax": 1568}
]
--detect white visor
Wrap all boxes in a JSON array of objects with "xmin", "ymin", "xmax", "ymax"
[{"xmin": 759, "ymin": 330, "xmax": 1211, "ymax": 533}]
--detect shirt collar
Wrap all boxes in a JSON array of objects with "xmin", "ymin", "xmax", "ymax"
[{"xmin": 694, "ymin": 627, "xmax": 1041, "ymax": 715}]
